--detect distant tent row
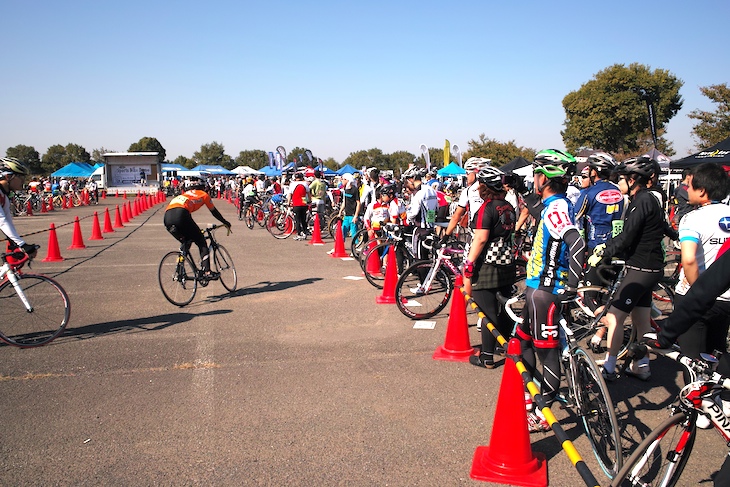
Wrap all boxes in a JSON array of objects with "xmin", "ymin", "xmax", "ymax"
[{"xmin": 51, "ymin": 162, "xmax": 103, "ymax": 178}]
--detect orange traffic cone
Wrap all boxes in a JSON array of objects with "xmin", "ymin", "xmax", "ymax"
[
  {"xmin": 432, "ymin": 275, "xmax": 475, "ymax": 361},
  {"xmin": 123, "ymin": 192, "xmax": 127, "ymax": 200},
  {"xmin": 41, "ymin": 198, "xmax": 47, "ymax": 213},
  {"xmin": 115, "ymin": 189, "xmax": 119, "ymax": 197},
  {"xmin": 308, "ymin": 214, "xmax": 325, "ymax": 245},
  {"xmin": 376, "ymin": 245, "xmax": 398, "ymax": 304},
  {"xmin": 102, "ymin": 207, "xmax": 115, "ymax": 233},
  {"xmin": 68, "ymin": 216, "xmax": 86, "ymax": 249},
  {"xmin": 363, "ymin": 239, "xmax": 382, "ymax": 277},
  {"xmin": 47, "ymin": 198, "xmax": 54, "ymax": 212},
  {"xmin": 470, "ymin": 338, "xmax": 548, "ymax": 486},
  {"xmin": 101, "ymin": 190, "xmax": 106, "ymax": 199},
  {"xmin": 121, "ymin": 202, "xmax": 130, "ymax": 223},
  {"xmin": 330, "ymin": 220, "xmax": 349, "ymax": 258},
  {"xmin": 89, "ymin": 211, "xmax": 103, "ymax": 240},
  {"xmin": 26, "ymin": 200, "xmax": 33, "ymax": 216},
  {"xmin": 131, "ymin": 199, "xmax": 138, "ymax": 218},
  {"xmin": 42, "ymin": 223, "xmax": 64, "ymax": 262},
  {"xmin": 113, "ymin": 205, "xmax": 124, "ymax": 228}
]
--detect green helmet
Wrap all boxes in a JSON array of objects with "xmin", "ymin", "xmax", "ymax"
[{"xmin": 533, "ymin": 149, "xmax": 576, "ymax": 178}]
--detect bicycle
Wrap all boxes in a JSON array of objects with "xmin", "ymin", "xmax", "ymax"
[
  {"xmin": 357, "ymin": 223, "xmax": 419, "ymax": 289},
  {"xmin": 158, "ymin": 224, "xmax": 237, "ymax": 306},
  {"xmin": 265, "ymin": 202, "xmax": 296, "ymax": 239},
  {"xmin": 610, "ymin": 337, "xmax": 730, "ymax": 486},
  {"xmin": 502, "ymin": 292, "xmax": 623, "ymax": 478},
  {"xmin": 0, "ymin": 245, "xmax": 71, "ymax": 347}
]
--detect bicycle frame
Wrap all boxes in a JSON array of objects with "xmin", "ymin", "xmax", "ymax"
[
  {"xmin": 417, "ymin": 246, "xmax": 462, "ymax": 293},
  {"xmin": 1, "ymin": 254, "xmax": 34, "ymax": 312}
]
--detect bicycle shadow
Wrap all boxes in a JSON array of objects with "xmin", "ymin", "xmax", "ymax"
[
  {"xmin": 46, "ymin": 309, "xmax": 233, "ymax": 344},
  {"xmin": 229, "ymin": 278, "xmax": 323, "ymax": 297}
]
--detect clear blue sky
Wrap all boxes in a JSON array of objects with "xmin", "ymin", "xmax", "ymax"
[{"xmin": 2, "ymin": 0, "xmax": 728, "ymax": 164}]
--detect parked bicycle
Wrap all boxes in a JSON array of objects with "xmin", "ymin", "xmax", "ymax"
[
  {"xmin": 0, "ymin": 245, "xmax": 71, "ymax": 347},
  {"xmin": 158, "ymin": 224, "xmax": 237, "ymax": 306},
  {"xmin": 357, "ymin": 223, "xmax": 420, "ymax": 289},
  {"xmin": 502, "ymin": 292, "xmax": 623, "ymax": 478},
  {"xmin": 611, "ymin": 337, "xmax": 730, "ymax": 486}
]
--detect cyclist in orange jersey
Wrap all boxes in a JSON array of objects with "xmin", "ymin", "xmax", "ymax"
[{"xmin": 164, "ymin": 177, "xmax": 231, "ymax": 277}]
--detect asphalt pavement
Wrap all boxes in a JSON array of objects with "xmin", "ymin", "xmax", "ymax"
[{"xmin": 1, "ymin": 194, "xmax": 726, "ymax": 486}]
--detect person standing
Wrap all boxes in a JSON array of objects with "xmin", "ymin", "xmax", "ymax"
[
  {"xmin": 338, "ymin": 173, "xmax": 359, "ymax": 239},
  {"xmin": 309, "ymin": 170, "xmax": 328, "ymax": 225},
  {"xmin": 287, "ymin": 172, "xmax": 310, "ymax": 240},
  {"xmin": 441, "ymin": 157, "xmax": 489, "ymax": 244}
]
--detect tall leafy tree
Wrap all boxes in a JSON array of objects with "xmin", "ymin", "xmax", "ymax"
[
  {"xmin": 562, "ymin": 63, "xmax": 683, "ymax": 154},
  {"xmin": 6, "ymin": 144, "xmax": 41, "ymax": 174},
  {"xmin": 65, "ymin": 143, "xmax": 91, "ymax": 164},
  {"xmin": 688, "ymin": 83, "xmax": 730, "ymax": 149},
  {"xmin": 129, "ymin": 137, "xmax": 166, "ymax": 162},
  {"xmin": 235, "ymin": 150, "xmax": 268, "ymax": 170},
  {"xmin": 193, "ymin": 141, "xmax": 232, "ymax": 168},
  {"xmin": 343, "ymin": 148, "xmax": 389, "ymax": 171},
  {"xmin": 464, "ymin": 134, "xmax": 536, "ymax": 166},
  {"xmin": 41, "ymin": 144, "xmax": 67, "ymax": 173},
  {"xmin": 172, "ymin": 155, "xmax": 194, "ymax": 169},
  {"xmin": 91, "ymin": 147, "xmax": 114, "ymax": 162},
  {"xmin": 387, "ymin": 150, "xmax": 416, "ymax": 175}
]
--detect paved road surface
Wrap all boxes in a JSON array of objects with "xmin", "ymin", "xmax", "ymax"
[{"xmin": 1, "ymin": 196, "xmax": 726, "ymax": 486}]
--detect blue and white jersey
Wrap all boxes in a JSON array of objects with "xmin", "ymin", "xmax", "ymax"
[
  {"xmin": 676, "ymin": 203, "xmax": 730, "ymax": 300},
  {"xmin": 526, "ymin": 194, "xmax": 577, "ymax": 294},
  {"xmin": 406, "ymin": 184, "xmax": 438, "ymax": 228},
  {"xmin": 572, "ymin": 180, "xmax": 624, "ymax": 250}
]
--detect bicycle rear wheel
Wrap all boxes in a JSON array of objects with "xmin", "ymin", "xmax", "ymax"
[
  {"xmin": 573, "ymin": 347, "xmax": 622, "ymax": 478},
  {"xmin": 610, "ymin": 411, "xmax": 695, "ymax": 487},
  {"xmin": 255, "ymin": 205, "xmax": 267, "ymax": 228},
  {"xmin": 395, "ymin": 260, "xmax": 453, "ymax": 320},
  {"xmin": 350, "ymin": 228, "xmax": 369, "ymax": 260},
  {"xmin": 0, "ymin": 274, "xmax": 71, "ymax": 347},
  {"xmin": 158, "ymin": 251, "xmax": 197, "ymax": 306},
  {"xmin": 213, "ymin": 245, "xmax": 237, "ymax": 292},
  {"xmin": 266, "ymin": 211, "xmax": 295, "ymax": 239},
  {"xmin": 245, "ymin": 210, "xmax": 255, "ymax": 229}
]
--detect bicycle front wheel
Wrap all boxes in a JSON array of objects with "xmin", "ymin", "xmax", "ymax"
[
  {"xmin": 266, "ymin": 212, "xmax": 295, "ymax": 239},
  {"xmin": 610, "ymin": 411, "xmax": 695, "ymax": 487},
  {"xmin": 0, "ymin": 274, "xmax": 71, "ymax": 347},
  {"xmin": 395, "ymin": 260, "xmax": 453, "ymax": 320},
  {"xmin": 158, "ymin": 251, "xmax": 197, "ymax": 306},
  {"xmin": 573, "ymin": 347, "xmax": 622, "ymax": 479},
  {"xmin": 213, "ymin": 245, "xmax": 237, "ymax": 292}
]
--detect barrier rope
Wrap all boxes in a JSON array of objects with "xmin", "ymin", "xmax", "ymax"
[{"xmin": 459, "ymin": 284, "xmax": 601, "ymax": 487}]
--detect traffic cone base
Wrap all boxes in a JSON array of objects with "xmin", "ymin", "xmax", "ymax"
[
  {"xmin": 308, "ymin": 214, "xmax": 325, "ymax": 245},
  {"xmin": 470, "ymin": 338, "xmax": 548, "ymax": 487},
  {"xmin": 432, "ymin": 275, "xmax": 475, "ymax": 362}
]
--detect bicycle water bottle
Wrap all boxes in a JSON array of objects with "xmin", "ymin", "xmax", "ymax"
[{"xmin": 558, "ymin": 318, "xmax": 569, "ymax": 359}]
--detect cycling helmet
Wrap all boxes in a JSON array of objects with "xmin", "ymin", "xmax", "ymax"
[
  {"xmin": 463, "ymin": 157, "xmax": 491, "ymax": 172},
  {"xmin": 586, "ymin": 152, "xmax": 617, "ymax": 173},
  {"xmin": 616, "ymin": 156, "xmax": 655, "ymax": 179},
  {"xmin": 533, "ymin": 149, "xmax": 576, "ymax": 179},
  {"xmin": 380, "ymin": 184, "xmax": 396, "ymax": 197},
  {"xmin": 401, "ymin": 166, "xmax": 426, "ymax": 181},
  {"xmin": 367, "ymin": 167, "xmax": 380, "ymax": 181},
  {"xmin": 0, "ymin": 157, "xmax": 30, "ymax": 177},
  {"xmin": 476, "ymin": 166, "xmax": 506, "ymax": 191}
]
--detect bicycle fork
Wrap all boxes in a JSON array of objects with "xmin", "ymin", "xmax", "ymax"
[{"xmin": 6, "ymin": 271, "xmax": 33, "ymax": 312}]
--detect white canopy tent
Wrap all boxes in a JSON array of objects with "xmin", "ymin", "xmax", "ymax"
[{"xmin": 232, "ymin": 165, "xmax": 263, "ymax": 175}]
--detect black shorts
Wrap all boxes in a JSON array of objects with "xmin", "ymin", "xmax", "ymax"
[
  {"xmin": 436, "ymin": 205, "xmax": 449, "ymax": 223},
  {"xmin": 164, "ymin": 207, "xmax": 206, "ymax": 250},
  {"xmin": 610, "ymin": 268, "xmax": 662, "ymax": 313}
]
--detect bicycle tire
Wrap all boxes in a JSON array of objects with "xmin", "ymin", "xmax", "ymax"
[
  {"xmin": 573, "ymin": 347, "xmax": 622, "ymax": 478},
  {"xmin": 71, "ymin": 193, "xmax": 82, "ymax": 207},
  {"xmin": 350, "ymin": 228, "xmax": 369, "ymax": 260},
  {"xmin": 362, "ymin": 241, "xmax": 407, "ymax": 289},
  {"xmin": 158, "ymin": 251, "xmax": 197, "ymax": 306},
  {"xmin": 255, "ymin": 205, "xmax": 267, "ymax": 228},
  {"xmin": 0, "ymin": 274, "xmax": 71, "ymax": 347},
  {"xmin": 395, "ymin": 260, "xmax": 453, "ymax": 320},
  {"xmin": 245, "ymin": 210, "xmax": 254, "ymax": 229},
  {"xmin": 266, "ymin": 211, "xmax": 295, "ymax": 239},
  {"xmin": 213, "ymin": 245, "xmax": 237, "ymax": 292},
  {"xmin": 326, "ymin": 214, "xmax": 342, "ymax": 239},
  {"xmin": 610, "ymin": 411, "xmax": 695, "ymax": 487}
]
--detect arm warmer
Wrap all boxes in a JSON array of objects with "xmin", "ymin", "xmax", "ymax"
[{"xmin": 563, "ymin": 227, "xmax": 585, "ymax": 289}]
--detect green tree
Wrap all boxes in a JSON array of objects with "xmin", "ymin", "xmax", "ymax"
[
  {"xmin": 129, "ymin": 136, "xmax": 166, "ymax": 162},
  {"xmin": 463, "ymin": 134, "xmax": 536, "ymax": 166},
  {"xmin": 561, "ymin": 63, "xmax": 683, "ymax": 154},
  {"xmin": 6, "ymin": 144, "xmax": 41, "ymax": 174},
  {"xmin": 41, "ymin": 144, "xmax": 67, "ymax": 173},
  {"xmin": 193, "ymin": 141, "xmax": 231, "ymax": 168},
  {"xmin": 65, "ymin": 143, "xmax": 91, "ymax": 164},
  {"xmin": 688, "ymin": 83, "xmax": 730, "ymax": 150},
  {"xmin": 387, "ymin": 150, "xmax": 416, "ymax": 175},
  {"xmin": 91, "ymin": 147, "xmax": 113, "ymax": 162},
  {"xmin": 235, "ymin": 150, "xmax": 269, "ymax": 170},
  {"xmin": 173, "ymin": 155, "xmax": 194, "ymax": 169},
  {"xmin": 343, "ymin": 148, "xmax": 389, "ymax": 171}
]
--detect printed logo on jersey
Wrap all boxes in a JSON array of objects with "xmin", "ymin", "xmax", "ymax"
[
  {"xmin": 719, "ymin": 216, "xmax": 730, "ymax": 233},
  {"xmin": 595, "ymin": 189, "xmax": 623, "ymax": 205}
]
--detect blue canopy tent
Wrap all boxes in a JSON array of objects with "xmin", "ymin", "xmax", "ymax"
[
  {"xmin": 51, "ymin": 162, "xmax": 95, "ymax": 178},
  {"xmin": 436, "ymin": 162, "xmax": 466, "ymax": 177},
  {"xmin": 161, "ymin": 163, "xmax": 187, "ymax": 172},
  {"xmin": 260, "ymin": 166, "xmax": 282, "ymax": 177},
  {"xmin": 191, "ymin": 165, "xmax": 236, "ymax": 175},
  {"xmin": 336, "ymin": 164, "xmax": 360, "ymax": 175}
]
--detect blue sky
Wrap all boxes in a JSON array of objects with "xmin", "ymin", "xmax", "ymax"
[{"xmin": 2, "ymin": 0, "xmax": 728, "ymax": 164}]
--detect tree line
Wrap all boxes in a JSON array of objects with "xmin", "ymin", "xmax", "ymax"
[{"xmin": 5, "ymin": 64, "xmax": 729, "ymax": 176}]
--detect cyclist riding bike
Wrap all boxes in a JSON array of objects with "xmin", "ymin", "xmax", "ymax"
[
  {"xmin": 517, "ymin": 149, "xmax": 585, "ymax": 432},
  {"xmin": 164, "ymin": 176, "xmax": 231, "ymax": 278},
  {"xmin": 0, "ymin": 157, "xmax": 37, "ymax": 260}
]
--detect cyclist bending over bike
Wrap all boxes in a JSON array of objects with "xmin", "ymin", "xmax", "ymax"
[
  {"xmin": 164, "ymin": 176, "xmax": 231, "ymax": 278},
  {"xmin": 0, "ymin": 157, "xmax": 37, "ymax": 260},
  {"xmin": 517, "ymin": 150, "xmax": 585, "ymax": 432}
]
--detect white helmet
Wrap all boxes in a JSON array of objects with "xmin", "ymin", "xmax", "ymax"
[{"xmin": 463, "ymin": 157, "xmax": 491, "ymax": 172}]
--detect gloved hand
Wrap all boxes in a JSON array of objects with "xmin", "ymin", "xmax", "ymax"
[
  {"xmin": 587, "ymin": 243, "xmax": 607, "ymax": 267},
  {"xmin": 463, "ymin": 260, "xmax": 474, "ymax": 279},
  {"xmin": 21, "ymin": 243, "xmax": 38, "ymax": 259},
  {"xmin": 222, "ymin": 220, "xmax": 232, "ymax": 234},
  {"xmin": 439, "ymin": 234, "xmax": 450, "ymax": 247}
]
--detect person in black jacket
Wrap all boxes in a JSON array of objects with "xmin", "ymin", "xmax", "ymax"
[{"xmin": 587, "ymin": 157, "xmax": 666, "ymax": 381}]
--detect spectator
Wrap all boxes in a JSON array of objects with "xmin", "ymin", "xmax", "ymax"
[
  {"xmin": 338, "ymin": 173, "xmax": 359, "ymax": 239},
  {"xmin": 287, "ymin": 172, "xmax": 310, "ymax": 240}
]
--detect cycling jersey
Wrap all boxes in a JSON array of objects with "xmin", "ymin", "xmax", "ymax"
[
  {"xmin": 572, "ymin": 180, "xmax": 624, "ymax": 249},
  {"xmin": 166, "ymin": 190, "xmax": 215, "ymax": 213},
  {"xmin": 676, "ymin": 202, "xmax": 730, "ymax": 300},
  {"xmin": 526, "ymin": 194, "xmax": 576, "ymax": 294},
  {"xmin": 456, "ymin": 182, "xmax": 484, "ymax": 223},
  {"xmin": 603, "ymin": 188, "xmax": 666, "ymax": 271},
  {"xmin": 406, "ymin": 184, "xmax": 438, "ymax": 229},
  {"xmin": 0, "ymin": 190, "xmax": 25, "ymax": 247},
  {"xmin": 289, "ymin": 182, "xmax": 309, "ymax": 207}
]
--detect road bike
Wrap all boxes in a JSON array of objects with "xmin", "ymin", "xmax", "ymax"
[
  {"xmin": 357, "ymin": 223, "xmax": 420, "ymax": 289},
  {"xmin": 502, "ymin": 292, "xmax": 623, "ymax": 478},
  {"xmin": 265, "ymin": 202, "xmax": 296, "ymax": 239},
  {"xmin": 0, "ymin": 245, "xmax": 71, "ymax": 347},
  {"xmin": 158, "ymin": 224, "xmax": 237, "ymax": 306},
  {"xmin": 610, "ymin": 337, "xmax": 730, "ymax": 486}
]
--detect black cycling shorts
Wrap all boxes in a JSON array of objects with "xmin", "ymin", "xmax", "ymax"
[
  {"xmin": 163, "ymin": 207, "xmax": 206, "ymax": 251},
  {"xmin": 610, "ymin": 268, "xmax": 662, "ymax": 313}
]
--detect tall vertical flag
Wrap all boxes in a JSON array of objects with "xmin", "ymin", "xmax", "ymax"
[
  {"xmin": 420, "ymin": 144, "xmax": 430, "ymax": 171},
  {"xmin": 444, "ymin": 139, "xmax": 450, "ymax": 168},
  {"xmin": 452, "ymin": 144, "xmax": 462, "ymax": 167},
  {"xmin": 267, "ymin": 152, "xmax": 275, "ymax": 168},
  {"xmin": 276, "ymin": 146, "xmax": 287, "ymax": 171}
]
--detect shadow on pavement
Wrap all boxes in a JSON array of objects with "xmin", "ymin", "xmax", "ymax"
[{"xmin": 233, "ymin": 278, "xmax": 323, "ymax": 296}]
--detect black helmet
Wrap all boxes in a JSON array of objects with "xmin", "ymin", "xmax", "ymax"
[
  {"xmin": 380, "ymin": 184, "xmax": 396, "ymax": 197},
  {"xmin": 0, "ymin": 157, "xmax": 30, "ymax": 177},
  {"xmin": 586, "ymin": 152, "xmax": 617, "ymax": 173},
  {"xmin": 616, "ymin": 156, "xmax": 655, "ymax": 179}
]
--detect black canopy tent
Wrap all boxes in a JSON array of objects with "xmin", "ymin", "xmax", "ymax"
[
  {"xmin": 500, "ymin": 156, "xmax": 531, "ymax": 173},
  {"xmin": 670, "ymin": 137, "xmax": 730, "ymax": 169}
]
